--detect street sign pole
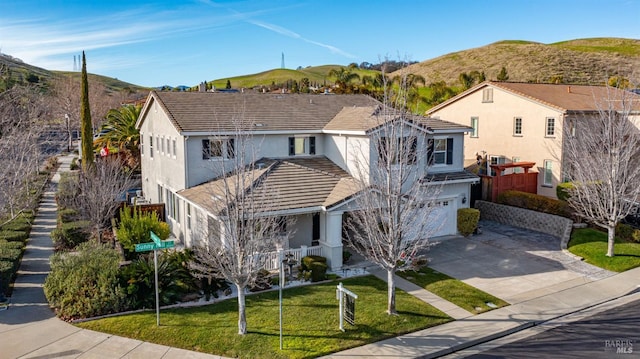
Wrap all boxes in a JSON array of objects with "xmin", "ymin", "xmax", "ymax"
[{"xmin": 154, "ymin": 247, "xmax": 160, "ymax": 326}]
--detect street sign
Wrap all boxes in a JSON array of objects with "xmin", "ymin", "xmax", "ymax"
[
  {"xmin": 135, "ymin": 242, "xmax": 157, "ymax": 252},
  {"xmin": 150, "ymin": 231, "xmax": 161, "ymax": 246},
  {"xmin": 158, "ymin": 240, "xmax": 175, "ymax": 249}
]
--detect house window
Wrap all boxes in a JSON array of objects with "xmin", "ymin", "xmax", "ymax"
[
  {"xmin": 288, "ymin": 136, "xmax": 316, "ymax": 156},
  {"xmin": 378, "ymin": 136, "xmax": 417, "ymax": 165},
  {"xmin": 173, "ymin": 139, "xmax": 177, "ymax": 157},
  {"xmin": 482, "ymin": 88, "xmax": 493, "ymax": 103},
  {"xmin": 543, "ymin": 160, "xmax": 553, "ymax": 186},
  {"xmin": 140, "ymin": 134, "xmax": 144, "ymax": 156},
  {"xmin": 161, "ymin": 137, "xmax": 165, "ymax": 154},
  {"xmin": 166, "ymin": 138, "xmax": 171, "ymax": 156},
  {"xmin": 545, "ymin": 117, "xmax": 555, "ymax": 137},
  {"xmin": 156, "ymin": 136, "xmax": 159, "ymax": 154},
  {"xmin": 202, "ymin": 138, "xmax": 235, "ymax": 159},
  {"xmin": 186, "ymin": 204, "xmax": 191, "ymax": 230},
  {"xmin": 428, "ymin": 138, "xmax": 453, "ymax": 165},
  {"xmin": 149, "ymin": 135, "xmax": 153, "ymax": 158},
  {"xmin": 489, "ymin": 156, "xmax": 506, "ymax": 176},
  {"xmin": 568, "ymin": 119, "xmax": 576, "ymax": 137},
  {"xmin": 470, "ymin": 117, "xmax": 479, "ymax": 138},
  {"xmin": 514, "ymin": 117, "xmax": 522, "ymax": 136}
]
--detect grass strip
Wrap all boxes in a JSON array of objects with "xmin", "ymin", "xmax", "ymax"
[{"xmin": 569, "ymin": 228, "xmax": 640, "ymax": 272}]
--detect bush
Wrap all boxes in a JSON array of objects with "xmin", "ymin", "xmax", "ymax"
[
  {"xmin": 457, "ymin": 208, "xmax": 480, "ymax": 237},
  {"xmin": 0, "ymin": 230, "xmax": 28, "ymax": 242},
  {"xmin": 616, "ymin": 222, "xmax": 640, "ymax": 243},
  {"xmin": 0, "ymin": 213, "xmax": 33, "ymax": 233},
  {"xmin": 249, "ymin": 268, "xmax": 273, "ymax": 292},
  {"xmin": 44, "ymin": 242, "xmax": 127, "ymax": 320},
  {"xmin": 0, "ymin": 260, "xmax": 14, "ymax": 296},
  {"xmin": 497, "ymin": 190, "xmax": 571, "ymax": 218},
  {"xmin": 56, "ymin": 172, "xmax": 80, "ymax": 210},
  {"xmin": 58, "ymin": 208, "xmax": 81, "ymax": 224},
  {"xmin": 70, "ymin": 157, "xmax": 79, "ymax": 170},
  {"xmin": 50, "ymin": 220, "xmax": 91, "ymax": 250},
  {"xmin": 556, "ymin": 182, "xmax": 574, "ymax": 201},
  {"xmin": 301, "ymin": 255, "xmax": 327, "ymax": 271},
  {"xmin": 0, "ymin": 240, "xmax": 25, "ymax": 250},
  {"xmin": 0, "ymin": 247, "xmax": 22, "ymax": 270},
  {"xmin": 116, "ymin": 206, "xmax": 170, "ymax": 260},
  {"xmin": 309, "ymin": 261, "xmax": 328, "ymax": 282}
]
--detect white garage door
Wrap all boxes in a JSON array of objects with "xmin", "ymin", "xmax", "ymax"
[{"xmin": 426, "ymin": 199, "xmax": 456, "ymax": 238}]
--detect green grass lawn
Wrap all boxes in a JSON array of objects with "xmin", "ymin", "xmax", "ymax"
[
  {"xmin": 397, "ymin": 267, "xmax": 509, "ymax": 314},
  {"xmin": 77, "ymin": 276, "xmax": 451, "ymax": 359},
  {"xmin": 568, "ymin": 228, "xmax": 640, "ymax": 272}
]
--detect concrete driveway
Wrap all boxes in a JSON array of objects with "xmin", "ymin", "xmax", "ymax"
[{"xmin": 427, "ymin": 220, "xmax": 615, "ymax": 304}]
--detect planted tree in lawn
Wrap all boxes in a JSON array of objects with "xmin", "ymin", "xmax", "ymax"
[
  {"xmin": 562, "ymin": 86, "xmax": 640, "ymax": 257},
  {"xmin": 344, "ymin": 71, "xmax": 443, "ymax": 315},
  {"xmin": 189, "ymin": 112, "xmax": 292, "ymax": 335}
]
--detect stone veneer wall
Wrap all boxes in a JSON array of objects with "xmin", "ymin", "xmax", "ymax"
[{"xmin": 475, "ymin": 200, "xmax": 574, "ymax": 250}]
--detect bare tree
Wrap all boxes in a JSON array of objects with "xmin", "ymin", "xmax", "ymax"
[
  {"xmin": 189, "ymin": 113, "xmax": 292, "ymax": 335},
  {"xmin": 563, "ymin": 86, "xmax": 640, "ymax": 257},
  {"xmin": 0, "ymin": 85, "xmax": 51, "ymax": 218},
  {"xmin": 344, "ymin": 70, "xmax": 442, "ymax": 315},
  {"xmin": 70, "ymin": 157, "xmax": 137, "ymax": 241}
]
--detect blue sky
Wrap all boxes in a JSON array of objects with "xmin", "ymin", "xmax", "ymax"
[{"xmin": 1, "ymin": 0, "xmax": 639, "ymax": 87}]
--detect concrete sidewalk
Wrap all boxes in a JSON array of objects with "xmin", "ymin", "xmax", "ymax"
[
  {"xmin": 0, "ymin": 154, "xmax": 226, "ymax": 359},
  {"xmin": 322, "ymin": 265, "xmax": 640, "ymax": 358}
]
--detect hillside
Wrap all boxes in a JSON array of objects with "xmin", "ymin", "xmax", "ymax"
[{"xmin": 394, "ymin": 38, "xmax": 640, "ymax": 86}]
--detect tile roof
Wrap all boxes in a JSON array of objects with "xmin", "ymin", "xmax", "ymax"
[
  {"xmin": 325, "ymin": 106, "xmax": 472, "ymax": 132},
  {"xmin": 490, "ymin": 81, "xmax": 640, "ymax": 112},
  {"xmin": 178, "ymin": 156, "xmax": 356, "ymax": 215},
  {"xmin": 145, "ymin": 91, "xmax": 380, "ymax": 133}
]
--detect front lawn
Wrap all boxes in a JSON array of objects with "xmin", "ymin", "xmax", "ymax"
[
  {"xmin": 397, "ymin": 267, "xmax": 509, "ymax": 314},
  {"xmin": 77, "ymin": 275, "xmax": 451, "ymax": 359},
  {"xmin": 568, "ymin": 228, "xmax": 640, "ymax": 272}
]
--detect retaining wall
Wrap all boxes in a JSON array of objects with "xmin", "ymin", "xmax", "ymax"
[{"xmin": 475, "ymin": 200, "xmax": 574, "ymax": 250}]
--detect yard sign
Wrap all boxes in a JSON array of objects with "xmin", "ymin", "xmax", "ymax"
[{"xmin": 336, "ymin": 282, "xmax": 358, "ymax": 331}]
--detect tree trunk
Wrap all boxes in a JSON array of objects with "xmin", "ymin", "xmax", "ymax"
[
  {"xmin": 236, "ymin": 284, "xmax": 247, "ymax": 335},
  {"xmin": 387, "ymin": 268, "xmax": 397, "ymax": 315},
  {"xmin": 607, "ymin": 225, "xmax": 616, "ymax": 257}
]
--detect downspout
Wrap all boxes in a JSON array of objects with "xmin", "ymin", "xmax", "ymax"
[{"xmin": 184, "ymin": 135, "xmax": 190, "ymax": 188}]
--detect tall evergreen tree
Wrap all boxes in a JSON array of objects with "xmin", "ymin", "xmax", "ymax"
[
  {"xmin": 497, "ymin": 66, "xmax": 509, "ymax": 81},
  {"xmin": 80, "ymin": 51, "xmax": 94, "ymax": 170}
]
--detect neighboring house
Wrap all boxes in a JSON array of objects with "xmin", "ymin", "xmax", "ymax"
[
  {"xmin": 426, "ymin": 81, "xmax": 640, "ymax": 198},
  {"xmin": 136, "ymin": 91, "xmax": 478, "ymax": 270}
]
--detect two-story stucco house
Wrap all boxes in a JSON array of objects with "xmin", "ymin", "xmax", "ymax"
[
  {"xmin": 136, "ymin": 91, "xmax": 478, "ymax": 269},
  {"xmin": 426, "ymin": 81, "xmax": 640, "ymax": 198}
]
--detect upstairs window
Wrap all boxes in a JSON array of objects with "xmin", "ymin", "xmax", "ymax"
[
  {"xmin": 378, "ymin": 136, "xmax": 417, "ymax": 166},
  {"xmin": 202, "ymin": 138, "xmax": 235, "ymax": 159},
  {"xmin": 482, "ymin": 88, "xmax": 493, "ymax": 103},
  {"xmin": 149, "ymin": 135, "xmax": 154, "ymax": 158},
  {"xmin": 140, "ymin": 134, "xmax": 144, "ymax": 156},
  {"xmin": 545, "ymin": 117, "xmax": 555, "ymax": 137},
  {"xmin": 514, "ymin": 117, "xmax": 522, "ymax": 136},
  {"xmin": 427, "ymin": 138, "xmax": 453, "ymax": 165},
  {"xmin": 288, "ymin": 136, "xmax": 316, "ymax": 156},
  {"xmin": 470, "ymin": 117, "xmax": 479, "ymax": 138}
]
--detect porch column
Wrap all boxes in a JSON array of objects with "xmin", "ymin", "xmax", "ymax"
[{"xmin": 321, "ymin": 211, "xmax": 344, "ymax": 271}]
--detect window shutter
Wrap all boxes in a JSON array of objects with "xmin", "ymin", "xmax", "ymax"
[
  {"xmin": 427, "ymin": 139, "xmax": 434, "ymax": 166},
  {"xmin": 309, "ymin": 136, "xmax": 316, "ymax": 155},
  {"xmin": 378, "ymin": 137, "xmax": 388, "ymax": 166},
  {"xmin": 202, "ymin": 139, "xmax": 210, "ymax": 159},
  {"xmin": 446, "ymin": 138, "xmax": 454, "ymax": 165},
  {"xmin": 409, "ymin": 136, "xmax": 417, "ymax": 164},
  {"xmin": 288, "ymin": 137, "xmax": 295, "ymax": 156},
  {"xmin": 227, "ymin": 138, "xmax": 235, "ymax": 158}
]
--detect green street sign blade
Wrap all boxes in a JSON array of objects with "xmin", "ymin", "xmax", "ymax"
[
  {"xmin": 150, "ymin": 231, "xmax": 161, "ymax": 246},
  {"xmin": 159, "ymin": 240, "xmax": 175, "ymax": 249},
  {"xmin": 135, "ymin": 242, "xmax": 157, "ymax": 252}
]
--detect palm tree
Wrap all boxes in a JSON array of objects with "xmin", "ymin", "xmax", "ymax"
[
  {"xmin": 94, "ymin": 104, "xmax": 141, "ymax": 171},
  {"xmin": 328, "ymin": 67, "xmax": 361, "ymax": 93}
]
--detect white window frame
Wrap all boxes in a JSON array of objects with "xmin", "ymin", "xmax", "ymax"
[
  {"xmin": 202, "ymin": 137, "xmax": 233, "ymax": 160},
  {"xmin": 433, "ymin": 138, "xmax": 448, "ymax": 165},
  {"xmin": 512, "ymin": 156, "xmax": 522, "ymax": 174},
  {"xmin": 470, "ymin": 117, "xmax": 479, "ymax": 138},
  {"xmin": 513, "ymin": 117, "xmax": 522, "ymax": 136},
  {"xmin": 140, "ymin": 133, "xmax": 144, "ymax": 156},
  {"xmin": 545, "ymin": 117, "xmax": 555, "ymax": 137},
  {"xmin": 488, "ymin": 155, "xmax": 506, "ymax": 176},
  {"xmin": 482, "ymin": 88, "xmax": 493, "ymax": 103},
  {"xmin": 543, "ymin": 160, "xmax": 553, "ymax": 187},
  {"xmin": 172, "ymin": 139, "xmax": 177, "ymax": 158}
]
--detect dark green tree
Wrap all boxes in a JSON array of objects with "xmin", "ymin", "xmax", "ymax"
[
  {"xmin": 497, "ymin": 67, "xmax": 509, "ymax": 81},
  {"xmin": 80, "ymin": 51, "xmax": 94, "ymax": 171},
  {"xmin": 225, "ymin": 79, "xmax": 231, "ymax": 89}
]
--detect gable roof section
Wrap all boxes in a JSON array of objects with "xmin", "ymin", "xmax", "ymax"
[
  {"xmin": 178, "ymin": 156, "xmax": 357, "ymax": 215},
  {"xmin": 138, "ymin": 91, "xmax": 380, "ymax": 133},
  {"xmin": 427, "ymin": 81, "xmax": 640, "ymax": 114},
  {"xmin": 325, "ymin": 105, "xmax": 472, "ymax": 133}
]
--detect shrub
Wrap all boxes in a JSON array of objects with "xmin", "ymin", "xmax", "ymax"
[
  {"xmin": 58, "ymin": 208, "xmax": 81, "ymax": 224},
  {"xmin": 616, "ymin": 222, "xmax": 640, "ymax": 243},
  {"xmin": 119, "ymin": 251, "xmax": 198, "ymax": 309},
  {"xmin": 0, "ymin": 247, "xmax": 22, "ymax": 270},
  {"xmin": 0, "ymin": 260, "xmax": 14, "ymax": 296},
  {"xmin": 0, "ymin": 230, "xmax": 28, "ymax": 242},
  {"xmin": 457, "ymin": 208, "xmax": 480, "ymax": 237},
  {"xmin": 70, "ymin": 157, "xmax": 80, "ymax": 170},
  {"xmin": 249, "ymin": 268, "xmax": 273, "ymax": 292},
  {"xmin": 0, "ymin": 240, "xmax": 25, "ymax": 250},
  {"xmin": 497, "ymin": 190, "xmax": 571, "ymax": 218},
  {"xmin": 50, "ymin": 220, "xmax": 91, "ymax": 250},
  {"xmin": 556, "ymin": 182, "xmax": 574, "ymax": 201},
  {"xmin": 309, "ymin": 261, "xmax": 328, "ymax": 282},
  {"xmin": 301, "ymin": 255, "xmax": 326, "ymax": 271},
  {"xmin": 56, "ymin": 172, "xmax": 80, "ymax": 210},
  {"xmin": 0, "ymin": 213, "xmax": 33, "ymax": 233},
  {"xmin": 116, "ymin": 206, "xmax": 170, "ymax": 260},
  {"xmin": 44, "ymin": 242, "xmax": 127, "ymax": 320}
]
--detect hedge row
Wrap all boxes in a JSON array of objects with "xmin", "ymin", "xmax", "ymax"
[{"xmin": 497, "ymin": 190, "xmax": 572, "ymax": 218}]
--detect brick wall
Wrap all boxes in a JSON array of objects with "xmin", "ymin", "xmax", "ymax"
[{"xmin": 475, "ymin": 200, "xmax": 574, "ymax": 250}]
